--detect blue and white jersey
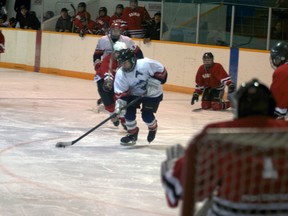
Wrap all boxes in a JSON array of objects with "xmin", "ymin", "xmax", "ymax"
[{"xmin": 114, "ymin": 58, "xmax": 165, "ymax": 98}]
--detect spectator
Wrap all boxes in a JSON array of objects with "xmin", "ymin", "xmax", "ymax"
[
  {"xmin": 191, "ymin": 52, "xmax": 235, "ymax": 110},
  {"xmin": 0, "ymin": 29, "xmax": 5, "ymax": 53},
  {"xmin": 95, "ymin": 7, "xmax": 110, "ymax": 35},
  {"xmin": 114, "ymin": 48, "xmax": 168, "ymax": 146},
  {"xmin": 0, "ymin": 13, "xmax": 8, "ymax": 27},
  {"xmin": 17, "ymin": 5, "xmax": 40, "ymax": 30},
  {"xmin": 73, "ymin": 2, "xmax": 91, "ymax": 33},
  {"xmin": 109, "ymin": 4, "xmax": 125, "ymax": 27},
  {"xmin": 143, "ymin": 11, "xmax": 168, "ymax": 44},
  {"xmin": 122, "ymin": 0, "xmax": 151, "ymax": 38},
  {"xmin": 161, "ymin": 79, "xmax": 288, "ymax": 214},
  {"xmin": 55, "ymin": 8, "xmax": 72, "ymax": 32},
  {"xmin": 14, "ymin": 0, "xmax": 31, "ymax": 22},
  {"xmin": 9, "ymin": 17, "xmax": 17, "ymax": 28},
  {"xmin": 270, "ymin": 41, "xmax": 288, "ymax": 119}
]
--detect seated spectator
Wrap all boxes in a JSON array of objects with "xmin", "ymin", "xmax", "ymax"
[
  {"xmin": 95, "ymin": 7, "xmax": 110, "ymax": 35},
  {"xmin": 55, "ymin": 8, "xmax": 72, "ymax": 32},
  {"xmin": 143, "ymin": 11, "xmax": 167, "ymax": 44},
  {"xmin": 73, "ymin": 2, "xmax": 91, "ymax": 33},
  {"xmin": 122, "ymin": 0, "xmax": 151, "ymax": 38},
  {"xmin": 9, "ymin": 17, "xmax": 17, "ymax": 28},
  {"xmin": 0, "ymin": 13, "xmax": 9, "ymax": 27},
  {"xmin": 109, "ymin": 4, "xmax": 125, "ymax": 26},
  {"xmin": 43, "ymin": 11, "xmax": 54, "ymax": 22},
  {"xmin": 14, "ymin": 0, "xmax": 30, "ymax": 22},
  {"xmin": 17, "ymin": 5, "xmax": 40, "ymax": 30}
]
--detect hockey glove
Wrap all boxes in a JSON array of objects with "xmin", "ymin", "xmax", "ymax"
[
  {"xmin": 191, "ymin": 92, "xmax": 199, "ymax": 105},
  {"xmin": 115, "ymin": 99, "xmax": 127, "ymax": 116},
  {"xmin": 228, "ymin": 83, "xmax": 235, "ymax": 93},
  {"xmin": 146, "ymin": 78, "xmax": 161, "ymax": 97},
  {"xmin": 94, "ymin": 59, "xmax": 101, "ymax": 71},
  {"xmin": 103, "ymin": 73, "xmax": 114, "ymax": 92}
]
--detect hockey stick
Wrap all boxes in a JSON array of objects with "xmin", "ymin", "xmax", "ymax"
[
  {"xmin": 70, "ymin": 4, "xmax": 76, "ymax": 33},
  {"xmin": 55, "ymin": 96, "xmax": 142, "ymax": 148}
]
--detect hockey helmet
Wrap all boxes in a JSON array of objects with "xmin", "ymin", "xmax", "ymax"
[
  {"xmin": 234, "ymin": 79, "xmax": 275, "ymax": 118},
  {"xmin": 117, "ymin": 49, "xmax": 137, "ymax": 72},
  {"xmin": 99, "ymin": 7, "xmax": 107, "ymax": 16},
  {"xmin": 202, "ymin": 52, "xmax": 214, "ymax": 69},
  {"xmin": 116, "ymin": 4, "xmax": 124, "ymax": 10},
  {"xmin": 78, "ymin": 2, "xmax": 86, "ymax": 9},
  {"xmin": 270, "ymin": 41, "xmax": 288, "ymax": 69},
  {"xmin": 110, "ymin": 22, "xmax": 123, "ymax": 42}
]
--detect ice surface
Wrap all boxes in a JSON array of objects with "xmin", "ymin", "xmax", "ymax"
[{"xmin": 0, "ymin": 69, "xmax": 233, "ymax": 216}]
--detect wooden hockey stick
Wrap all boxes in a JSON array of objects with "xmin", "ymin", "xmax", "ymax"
[{"xmin": 55, "ymin": 96, "xmax": 142, "ymax": 148}]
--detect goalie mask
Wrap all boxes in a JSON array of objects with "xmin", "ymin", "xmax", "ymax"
[
  {"xmin": 110, "ymin": 22, "xmax": 123, "ymax": 42},
  {"xmin": 117, "ymin": 49, "xmax": 137, "ymax": 72},
  {"xmin": 203, "ymin": 52, "xmax": 214, "ymax": 70},
  {"xmin": 234, "ymin": 79, "xmax": 275, "ymax": 119},
  {"xmin": 270, "ymin": 41, "xmax": 288, "ymax": 69}
]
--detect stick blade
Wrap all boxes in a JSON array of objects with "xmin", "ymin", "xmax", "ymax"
[{"xmin": 55, "ymin": 141, "xmax": 73, "ymax": 148}]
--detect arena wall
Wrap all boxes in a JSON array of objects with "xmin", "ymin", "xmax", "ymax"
[{"xmin": 0, "ymin": 29, "xmax": 273, "ymax": 94}]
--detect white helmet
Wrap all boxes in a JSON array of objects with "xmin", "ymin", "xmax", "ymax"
[{"xmin": 113, "ymin": 41, "xmax": 127, "ymax": 51}]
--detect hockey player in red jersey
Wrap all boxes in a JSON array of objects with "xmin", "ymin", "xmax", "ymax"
[
  {"xmin": 270, "ymin": 41, "xmax": 288, "ymax": 119},
  {"xmin": 191, "ymin": 52, "xmax": 235, "ymax": 110},
  {"xmin": 73, "ymin": 2, "xmax": 91, "ymax": 33},
  {"xmin": 95, "ymin": 7, "xmax": 110, "ymax": 35},
  {"xmin": 162, "ymin": 79, "xmax": 288, "ymax": 215},
  {"xmin": 95, "ymin": 41, "xmax": 127, "ymax": 128},
  {"xmin": 121, "ymin": 0, "xmax": 151, "ymax": 38},
  {"xmin": 109, "ymin": 4, "xmax": 125, "ymax": 28},
  {"xmin": 0, "ymin": 29, "xmax": 5, "ymax": 53}
]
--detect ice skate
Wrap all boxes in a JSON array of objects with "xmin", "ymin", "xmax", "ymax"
[
  {"xmin": 111, "ymin": 116, "xmax": 120, "ymax": 127},
  {"xmin": 120, "ymin": 127, "xmax": 139, "ymax": 146},
  {"xmin": 147, "ymin": 128, "xmax": 157, "ymax": 143}
]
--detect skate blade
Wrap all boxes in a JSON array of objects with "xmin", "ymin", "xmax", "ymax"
[{"xmin": 120, "ymin": 141, "xmax": 137, "ymax": 146}]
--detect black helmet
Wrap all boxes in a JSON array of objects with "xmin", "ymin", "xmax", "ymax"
[
  {"xmin": 78, "ymin": 2, "xmax": 86, "ymax": 8},
  {"xmin": 234, "ymin": 79, "xmax": 275, "ymax": 118},
  {"xmin": 99, "ymin": 7, "xmax": 107, "ymax": 16},
  {"xmin": 203, "ymin": 52, "xmax": 214, "ymax": 69},
  {"xmin": 116, "ymin": 4, "xmax": 124, "ymax": 9},
  {"xmin": 203, "ymin": 52, "xmax": 214, "ymax": 59},
  {"xmin": 117, "ymin": 49, "xmax": 137, "ymax": 72},
  {"xmin": 270, "ymin": 41, "xmax": 288, "ymax": 69}
]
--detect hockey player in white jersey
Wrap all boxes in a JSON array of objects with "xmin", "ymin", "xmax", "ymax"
[
  {"xmin": 93, "ymin": 22, "xmax": 143, "ymax": 71},
  {"xmin": 114, "ymin": 49, "xmax": 168, "ymax": 146}
]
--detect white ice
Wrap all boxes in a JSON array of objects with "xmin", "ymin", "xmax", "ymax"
[{"xmin": 0, "ymin": 68, "xmax": 233, "ymax": 216}]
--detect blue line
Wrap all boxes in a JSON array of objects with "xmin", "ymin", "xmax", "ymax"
[{"xmin": 229, "ymin": 47, "xmax": 239, "ymax": 86}]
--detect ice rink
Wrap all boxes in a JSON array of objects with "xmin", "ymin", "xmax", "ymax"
[{"xmin": 0, "ymin": 68, "xmax": 233, "ymax": 216}]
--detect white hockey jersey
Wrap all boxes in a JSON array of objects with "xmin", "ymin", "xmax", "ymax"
[
  {"xmin": 114, "ymin": 58, "xmax": 165, "ymax": 98},
  {"xmin": 95, "ymin": 35, "xmax": 138, "ymax": 60}
]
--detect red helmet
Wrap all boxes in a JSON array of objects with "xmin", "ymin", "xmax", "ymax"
[{"xmin": 110, "ymin": 22, "xmax": 123, "ymax": 42}]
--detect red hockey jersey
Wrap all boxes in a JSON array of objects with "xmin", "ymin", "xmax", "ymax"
[
  {"xmin": 95, "ymin": 53, "xmax": 118, "ymax": 80},
  {"xmin": 163, "ymin": 116, "xmax": 288, "ymax": 214},
  {"xmin": 0, "ymin": 30, "xmax": 5, "ymax": 53},
  {"xmin": 195, "ymin": 63, "xmax": 232, "ymax": 94},
  {"xmin": 122, "ymin": 6, "xmax": 150, "ymax": 30},
  {"xmin": 270, "ymin": 63, "xmax": 288, "ymax": 111}
]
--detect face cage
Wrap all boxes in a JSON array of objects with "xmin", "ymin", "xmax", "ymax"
[{"xmin": 121, "ymin": 58, "xmax": 136, "ymax": 73}]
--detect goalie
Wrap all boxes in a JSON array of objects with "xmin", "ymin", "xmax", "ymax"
[{"xmin": 162, "ymin": 79, "xmax": 288, "ymax": 214}]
